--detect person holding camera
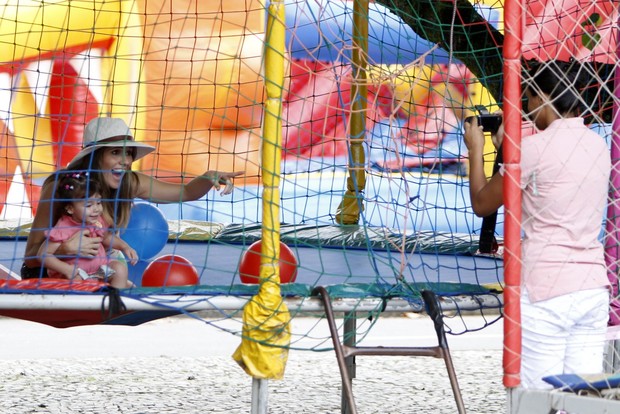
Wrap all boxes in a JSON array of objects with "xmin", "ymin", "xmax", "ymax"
[{"xmin": 463, "ymin": 61, "xmax": 611, "ymax": 389}]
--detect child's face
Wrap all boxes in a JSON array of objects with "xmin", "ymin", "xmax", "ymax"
[{"xmin": 67, "ymin": 193, "xmax": 104, "ymax": 226}]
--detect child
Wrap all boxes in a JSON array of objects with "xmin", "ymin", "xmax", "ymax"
[{"xmin": 37, "ymin": 172, "xmax": 138, "ymax": 288}]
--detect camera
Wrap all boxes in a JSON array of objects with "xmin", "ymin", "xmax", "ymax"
[{"xmin": 465, "ymin": 106, "xmax": 502, "ymax": 135}]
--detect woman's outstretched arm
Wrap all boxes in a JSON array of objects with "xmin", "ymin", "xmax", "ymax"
[{"xmin": 133, "ymin": 170, "xmax": 244, "ymax": 203}]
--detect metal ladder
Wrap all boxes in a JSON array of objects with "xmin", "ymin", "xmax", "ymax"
[{"xmin": 312, "ymin": 287, "xmax": 466, "ymax": 414}]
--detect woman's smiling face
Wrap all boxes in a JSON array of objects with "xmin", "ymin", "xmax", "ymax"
[{"xmin": 99, "ymin": 147, "xmax": 135, "ymax": 189}]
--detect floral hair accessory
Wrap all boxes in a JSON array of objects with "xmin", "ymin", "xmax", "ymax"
[{"xmin": 67, "ymin": 171, "xmax": 89, "ymax": 180}]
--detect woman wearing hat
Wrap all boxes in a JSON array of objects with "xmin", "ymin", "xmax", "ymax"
[{"xmin": 21, "ymin": 117, "xmax": 243, "ymax": 279}]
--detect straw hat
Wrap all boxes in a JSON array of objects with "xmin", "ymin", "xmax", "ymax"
[{"xmin": 66, "ymin": 117, "xmax": 155, "ymax": 169}]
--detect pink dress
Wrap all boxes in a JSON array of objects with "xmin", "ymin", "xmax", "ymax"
[{"xmin": 44, "ymin": 215, "xmax": 108, "ymax": 279}]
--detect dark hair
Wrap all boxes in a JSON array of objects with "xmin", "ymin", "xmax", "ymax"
[
  {"xmin": 52, "ymin": 172, "xmax": 101, "ymax": 224},
  {"xmin": 523, "ymin": 60, "xmax": 591, "ymax": 117},
  {"xmin": 44, "ymin": 148, "xmax": 139, "ymax": 229}
]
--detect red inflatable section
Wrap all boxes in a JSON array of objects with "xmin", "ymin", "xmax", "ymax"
[
  {"xmin": 523, "ymin": 0, "xmax": 617, "ymax": 63},
  {"xmin": 0, "ymin": 278, "xmax": 121, "ymax": 329},
  {"xmin": 283, "ymin": 60, "xmax": 475, "ymax": 169},
  {"xmin": 282, "ymin": 59, "xmax": 402, "ymax": 159},
  {"xmin": 49, "ymin": 59, "xmax": 99, "ymax": 169},
  {"xmin": 0, "ymin": 120, "xmax": 41, "ymax": 216},
  {"xmin": 0, "ymin": 278, "xmax": 107, "ymax": 291}
]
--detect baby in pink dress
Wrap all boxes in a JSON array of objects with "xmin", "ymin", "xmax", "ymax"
[{"xmin": 38, "ymin": 172, "xmax": 138, "ymax": 288}]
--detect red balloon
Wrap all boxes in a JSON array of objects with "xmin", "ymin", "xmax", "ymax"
[
  {"xmin": 239, "ymin": 241, "xmax": 298, "ymax": 284},
  {"xmin": 142, "ymin": 254, "xmax": 199, "ymax": 287}
]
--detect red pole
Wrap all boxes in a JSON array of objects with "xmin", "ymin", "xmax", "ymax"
[{"xmin": 501, "ymin": 0, "xmax": 523, "ymax": 388}]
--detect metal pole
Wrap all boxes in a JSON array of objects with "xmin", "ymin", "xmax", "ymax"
[
  {"xmin": 341, "ymin": 312, "xmax": 357, "ymax": 414},
  {"xmin": 251, "ymin": 378, "xmax": 269, "ymax": 414}
]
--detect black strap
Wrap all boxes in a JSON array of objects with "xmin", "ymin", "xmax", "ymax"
[
  {"xmin": 478, "ymin": 145, "xmax": 503, "ymax": 254},
  {"xmin": 101, "ymin": 287, "xmax": 127, "ymax": 321},
  {"xmin": 20, "ymin": 263, "xmax": 49, "ymax": 279}
]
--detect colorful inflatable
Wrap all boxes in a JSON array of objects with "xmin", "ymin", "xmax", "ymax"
[
  {"xmin": 0, "ymin": 0, "xmax": 504, "ymax": 218},
  {"xmin": 522, "ymin": 0, "xmax": 617, "ymax": 63}
]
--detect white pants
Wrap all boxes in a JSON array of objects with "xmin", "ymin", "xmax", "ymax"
[{"xmin": 520, "ymin": 287, "xmax": 609, "ymax": 389}]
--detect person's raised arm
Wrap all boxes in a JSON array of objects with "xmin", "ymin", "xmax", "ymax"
[
  {"xmin": 463, "ymin": 117, "xmax": 504, "ymax": 217},
  {"xmin": 133, "ymin": 170, "xmax": 244, "ymax": 203}
]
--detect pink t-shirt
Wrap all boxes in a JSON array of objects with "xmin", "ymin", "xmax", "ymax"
[
  {"xmin": 44, "ymin": 215, "xmax": 108, "ymax": 278},
  {"xmin": 506, "ymin": 117, "xmax": 611, "ymax": 302}
]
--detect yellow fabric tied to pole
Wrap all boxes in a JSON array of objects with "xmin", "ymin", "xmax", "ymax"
[{"xmin": 232, "ymin": 0, "xmax": 291, "ymax": 380}]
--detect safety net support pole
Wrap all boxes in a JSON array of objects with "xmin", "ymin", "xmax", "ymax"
[
  {"xmin": 604, "ymin": 7, "xmax": 620, "ymax": 328},
  {"xmin": 233, "ymin": 3, "xmax": 291, "ymax": 413},
  {"xmin": 502, "ymin": 0, "xmax": 523, "ymax": 388},
  {"xmin": 336, "ymin": 0, "xmax": 369, "ymax": 225}
]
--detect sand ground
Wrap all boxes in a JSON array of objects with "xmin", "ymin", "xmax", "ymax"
[{"xmin": 0, "ymin": 314, "xmax": 505, "ymax": 413}]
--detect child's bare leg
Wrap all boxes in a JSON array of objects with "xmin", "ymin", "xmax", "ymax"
[{"xmin": 108, "ymin": 261, "xmax": 133, "ymax": 288}]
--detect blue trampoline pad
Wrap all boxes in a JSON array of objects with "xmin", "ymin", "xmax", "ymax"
[{"xmin": 1, "ymin": 240, "xmax": 502, "ymax": 288}]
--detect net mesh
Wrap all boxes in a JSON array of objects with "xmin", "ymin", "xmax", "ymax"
[{"xmin": 0, "ymin": 0, "xmax": 618, "ymax": 399}]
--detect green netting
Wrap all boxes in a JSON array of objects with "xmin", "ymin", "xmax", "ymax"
[
  {"xmin": 215, "ymin": 223, "xmax": 486, "ymax": 254},
  {"xmin": 0, "ymin": 0, "xmax": 513, "ymax": 352},
  {"xmin": 122, "ymin": 280, "xmax": 492, "ymax": 299}
]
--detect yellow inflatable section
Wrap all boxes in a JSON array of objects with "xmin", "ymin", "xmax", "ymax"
[
  {"xmin": 137, "ymin": 0, "xmax": 266, "ymax": 183},
  {"xmin": 0, "ymin": 0, "xmax": 266, "ymax": 185},
  {"xmin": 0, "ymin": 0, "xmax": 145, "ymax": 178}
]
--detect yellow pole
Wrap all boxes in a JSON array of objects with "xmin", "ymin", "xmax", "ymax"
[
  {"xmin": 336, "ymin": 0, "xmax": 369, "ymax": 225},
  {"xmin": 261, "ymin": 1, "xmax": 286, "ymax": 278},
  {"xmin": 232, "ymin": 0, "xmax": 291, "ymax": 381}
]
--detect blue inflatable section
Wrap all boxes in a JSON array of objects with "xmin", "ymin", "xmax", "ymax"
[
  {"xmin": 156, "ymin": 173, "xmax": 494, "ymax": 236},
  {"xmin": 156, "ymin": 123, "xmax": 613, "ymax": 238},
  {"xmin": 282, "ymin": 0, "xmax": 501, "ymax": 65}
]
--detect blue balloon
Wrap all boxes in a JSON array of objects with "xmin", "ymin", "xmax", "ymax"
[{"xmin": 120, "ymin": 203, "xmax": 169, "ymax": 261}]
